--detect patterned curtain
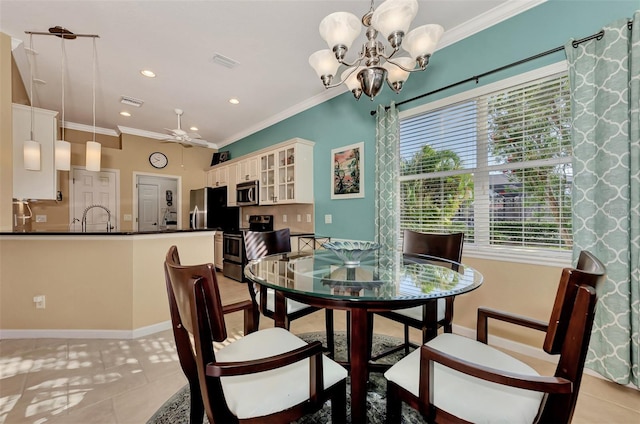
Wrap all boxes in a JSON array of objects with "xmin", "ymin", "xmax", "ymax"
[
  {"xmin": 375, "ymin": 103, "xmax": 400, "ymax": 252},
  {"xmin": 566, "ymin": 12, "xmax": 639, "ymax": 388}
]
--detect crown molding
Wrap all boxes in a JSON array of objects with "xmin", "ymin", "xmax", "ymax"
[{"xmin": 63, "ymin": 121, "xmax": 119, "ymax": 137}]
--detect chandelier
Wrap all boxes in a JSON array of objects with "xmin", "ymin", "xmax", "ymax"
[{"xmin": 309, "ymin": 0, "xmax": 444, "ymax": 100}]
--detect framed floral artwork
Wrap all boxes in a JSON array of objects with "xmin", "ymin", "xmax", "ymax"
[{"xmin": 331, "ymin": 142, "xmax": 364, "ymax": 199}]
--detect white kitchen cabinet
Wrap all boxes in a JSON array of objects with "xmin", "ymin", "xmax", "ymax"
[
  {"xmin": 237, "ymin": 157, "xmax": 258, "ymax": 183},
  {"xmin": 207, "ymin": 165, "xmax": 228, "ymax": 187},
  {"xmin": 226, "ymin": 162, "xmax": 238, "ymax": 206},
  {"xmin": 12, "ymin": 103, "xmax": 59, "ymax": 200},
  {"xmin": 259, "ymin": 138, "xmax": 314, "ymax": 205},
  {"xmin": 214, "ymin": 231, "xmax": 224, "ymax": 270}
]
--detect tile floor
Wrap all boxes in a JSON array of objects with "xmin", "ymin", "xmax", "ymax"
[{"xmin": 1, "ymin": 275, "xmax": 638, "ymax": 424}]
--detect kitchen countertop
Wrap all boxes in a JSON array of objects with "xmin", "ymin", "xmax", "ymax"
[{"xmin": 0, "ymin": 228, "xmax": 217, "ymax": 236}]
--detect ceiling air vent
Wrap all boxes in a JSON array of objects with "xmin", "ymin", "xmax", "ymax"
[
  {"xmin": 120, "ymin": 96, "xmax": 144, "ymax": 107},
  {"xmin": 211, "ymin": 53, "xmax": 240, "ymax": 69}
]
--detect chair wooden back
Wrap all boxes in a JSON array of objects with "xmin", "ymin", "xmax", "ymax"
[
  {"xmin": 244, "ymin": 228, "xmax": 291, "ymax": 261},
  {"xmin": 539, "ymin": 251, "xmax": 605, "ymax": 423},
  {"xmin": 543, "ymin": 251, "xmax": 605, "ymax": 354},
  {"xmin": 164, "ymin": 245, "xmax": 234, "ymax": 423},
  {"xmin": 403, "ymin": 230, "xmax": 464, "ymax": 271}
]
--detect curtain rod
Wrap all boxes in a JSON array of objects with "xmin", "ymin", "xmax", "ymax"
[{"xmin": 371, "ymin": 21, "xmax": 632, "ymax": 116}]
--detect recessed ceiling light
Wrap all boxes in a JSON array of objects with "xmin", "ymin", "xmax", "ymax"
[
  {"xmin": 190, "ymin": 126, "xmax": 198, "ymax": 131},
  {"xmin": 140, "ymin": 69, "xmax": 156, "ymax": 78},
  {"xmin": 229, "ymin": 98, "xmax": 240, "ymax": 105},
  {"xmin": 120, "ymin": 111, "xmax": 131, "ymax": 117}
]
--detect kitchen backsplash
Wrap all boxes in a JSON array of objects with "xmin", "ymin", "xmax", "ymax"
[{"xmin": 240, "ymin": 204, "xmax": 314, "ymax": 234}]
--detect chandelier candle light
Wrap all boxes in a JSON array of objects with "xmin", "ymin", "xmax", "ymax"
[{"xmin": 309, "ymin": 0, "xmax": 443, "ymax": 100}]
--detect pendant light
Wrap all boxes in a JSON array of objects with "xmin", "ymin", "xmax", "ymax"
[
  {"xmin": 55, "ymin": 35, "xmax": 71, "ymax": 171},
  {"xmin": 85, "ymin": 37, "xmax": 101, "ymax": 172},
  {"xmin": 24, "ymin": 34, "xmax": 41, "ymax": 171}
]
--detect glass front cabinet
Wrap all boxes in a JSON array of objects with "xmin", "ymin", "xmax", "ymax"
[{"xmin": 259, "ymin": 139, "xmax": 314, "ymax": 205}]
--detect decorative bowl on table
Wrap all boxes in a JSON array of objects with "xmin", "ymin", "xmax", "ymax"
[{"xmin": 322, "ymin": 241, "xmax": 381, "ymax": 266}]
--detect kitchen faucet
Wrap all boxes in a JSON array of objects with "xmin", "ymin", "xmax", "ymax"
[{"xmin": 81, "ymin": 204, "xmax": 113, "ymax": 232}]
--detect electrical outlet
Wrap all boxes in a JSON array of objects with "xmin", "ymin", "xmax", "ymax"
[
  {"xmin": 33, "ymin": 295, "xmax": 46, "ymax": 309},
  {"xmin": 123, "ymin": 214, "xmax": 132, "ymax": 221},
  {"xmin": 297, "ymin": 214, "xmax": 301, "ymax": 222},
  {"xmin": 35, "ymin": 215, "xmax": 47, "ymax": 223},
  {"xmin": 306, "ymin": 214, "xmax": 312, "ymax": 223},
  {"xmin": 282, "ymin": 214, "xmax": 287, "ymax": 223},
  {"xmin": 324, "ymin": 214, "xmax": 332, "ymax": 224}
]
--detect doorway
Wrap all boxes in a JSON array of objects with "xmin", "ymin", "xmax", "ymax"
[
  {"xmin": 70, "ymin": 167, "xmax": 120, "ymax": 232},
  {"xmin": 134, "ymin": 174, "xmax": 180, "ymax": 231}
]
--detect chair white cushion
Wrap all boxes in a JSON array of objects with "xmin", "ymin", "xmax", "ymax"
[
  {"xmin": 259, "ymin": 288, "xmax": 313, "ymax": 315},
  {"xmin": 216, "ymin": 327, "xmax": 347, "ymax": 419},
  {"xmin": 392, "ymin": 298, "xmax": 446, "ymax": 322},
  {"xmin": 384, "ymin": 333, "xmax": 544, "ymax": 424}
]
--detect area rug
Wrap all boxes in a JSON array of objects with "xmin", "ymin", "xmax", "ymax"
[{"xmin": 146, "ymin": 332, "xmax": 424, "ymax": 423}]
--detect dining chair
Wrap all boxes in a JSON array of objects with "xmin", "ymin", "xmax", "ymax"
[
  {"xmin": 163, "ymin": 246, "xmax": 257, "ymax": 424},
  {"xmin": 243, "ymin": 228, "xmax": 336, "ymax": 357},
  {"xmin": 164, "ymin": 245, "xmax": 348, "ymax": 424},
  {"xmin": 384, "ymin": 250, "xmax": 606, "ymax": 424},
  {"xmin": 369, "ymin": 230, "xmax": 464, "ymax": 361}
]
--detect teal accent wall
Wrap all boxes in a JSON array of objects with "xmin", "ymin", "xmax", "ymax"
[{"xmin": 225, "ymin": 0, "xmax": 639, "ymax": 241}]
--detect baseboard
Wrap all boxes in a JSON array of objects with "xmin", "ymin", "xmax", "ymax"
[{"xmin": 0, "ymin": 320, "xmax": 172, "ymax": 340}]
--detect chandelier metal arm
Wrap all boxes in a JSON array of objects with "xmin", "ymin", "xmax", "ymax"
[
  {"xmin": 337, "ymin": 54, "xmax": 365, "ymax": 69},
  {"xmin": 324, "ymin": 58, "xmax": 365, "ymax": 89},
  {"xmin": 384, "ymin": 54, "xmax": 432, "ymax": 72}
]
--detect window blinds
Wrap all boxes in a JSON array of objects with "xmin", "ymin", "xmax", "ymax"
[{"xmin": 399, "ymin": 73, "xmax": 572, "ymax": 250}]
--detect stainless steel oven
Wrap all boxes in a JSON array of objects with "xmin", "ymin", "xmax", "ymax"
[
  {"xmin": 222, "ymin": 232, "xmax": 244, "ymax": 281},
  {"xmin": 222, "ymin": 215, "xmax": 273, "ymax": 281}
]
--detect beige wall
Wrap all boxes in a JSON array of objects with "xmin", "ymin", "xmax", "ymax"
[
  {"xmin": 0, "ymin": 232, "xmax": 215, "ymax": 331},
  {"xmin": 454, "ymin": 256, "xmax": 561, "ymax": 346},
  {"xmin": 1, "ymin": 33, "xmax": 13, "ymax": 232}
]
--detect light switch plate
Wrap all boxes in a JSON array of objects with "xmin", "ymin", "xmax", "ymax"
[
  {"xmin": 306, "ymin": 214, "xmax": 312, "ymax": 223},
  {"xmin": 324, "ymin": 214, "xmax": 332, "ymax": 224},
  {"xmin": 283, "ymin": 214, "xmax": 287, "ymax": 223},
  {"xmin": 35, "ymin": 215, "xmax": 47, "ymax": 223},
  {"xmin": 297, "ymin": 214, "xmax": 301, "ymax": 222},
  {"xmin": 124, "ymin": 214, "xmax": 132, "ymax": 221}
]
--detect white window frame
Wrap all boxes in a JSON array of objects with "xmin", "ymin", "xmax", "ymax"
[{"xmin": 399, "ymin": 61, "xmax": 572, "ymax": 267}]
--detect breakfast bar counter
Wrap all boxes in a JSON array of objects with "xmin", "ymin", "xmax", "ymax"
[{"xmin": 0, "ymin": 230, "xmax": 216, "ymax": 338}]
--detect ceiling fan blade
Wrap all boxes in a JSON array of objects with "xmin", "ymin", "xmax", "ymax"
[{"xmin": 187, "ymin": 132, "xmax": 202, "ymax": 139}]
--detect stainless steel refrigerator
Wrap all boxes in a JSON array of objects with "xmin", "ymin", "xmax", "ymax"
[{"xmin": 189, "ymin": 187, "xmax": 239, "ymax": 230}]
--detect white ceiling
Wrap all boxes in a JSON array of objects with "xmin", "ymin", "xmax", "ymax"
[{"xmin": 0, "ymin": 1, "xmax": 543, "ymax": 149}]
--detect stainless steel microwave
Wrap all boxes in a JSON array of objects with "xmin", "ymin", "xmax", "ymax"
[{"xmin": 236, "ymin": 180, "xmax": 259, "ymax": 206}]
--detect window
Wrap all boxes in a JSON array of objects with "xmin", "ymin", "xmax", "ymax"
[{"xmin": 399, "ymin": 65, "xmax": 572, "ymax": 259}]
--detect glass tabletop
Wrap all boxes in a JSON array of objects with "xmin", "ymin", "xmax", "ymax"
[{"xmin": 244, "ymin": 248, "xmax": 483, "ymax": 303}]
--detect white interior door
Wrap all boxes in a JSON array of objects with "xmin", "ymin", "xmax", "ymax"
[
  {"xmin": 138, "ymin": 183, "xmax": 160, "ymax": 231},
  {"xmin": 71, "ymin": 168, "xmax": 118, "ymax": 232}
]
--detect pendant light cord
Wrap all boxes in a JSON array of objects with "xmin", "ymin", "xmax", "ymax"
[
  {"xmin": 29, "ymin": 34, "xmax": 34, "ymax": 140},
  {"xmin": 92, "ymin": 37, "xmax": 96, "ymax": 142},
  {"xmin": 60, "ymin": 36, "xmax": 65, "ymax": 140}
]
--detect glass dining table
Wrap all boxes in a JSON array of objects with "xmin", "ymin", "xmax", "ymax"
[{"xmin": 244, "ymin": 247, "xmax": 483, "ymax": 423}]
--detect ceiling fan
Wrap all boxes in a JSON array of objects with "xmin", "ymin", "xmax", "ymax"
[{"xmin": 162, "ymin": 109, "xmax": 209, "ymax": 147}]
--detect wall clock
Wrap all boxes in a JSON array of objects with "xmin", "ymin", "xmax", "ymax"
[{"xmin": 149, "ymin": 152, "xmax": 168, "ymax": 169}]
